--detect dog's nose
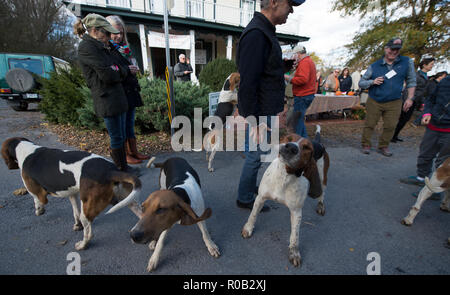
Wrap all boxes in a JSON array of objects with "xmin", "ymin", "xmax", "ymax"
[
  {"xmin": 130, "ymin": 230, "xmax": 145, "ymax": 243},
  {"xmin": 285, "ymin": 143, "xmax": 298, "ymax": 154}
]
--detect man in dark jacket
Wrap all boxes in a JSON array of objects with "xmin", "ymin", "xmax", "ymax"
[
  {"xmin": 400, "ymin": 76, "xmax": 450, "ymax": 192},
  {"xmin": 174, "ymin": 54, "xmax": 192, "ymax": 82},
  {"xmin": 236, "ymin": 0, "xmax": 305, "ymax": 211}
]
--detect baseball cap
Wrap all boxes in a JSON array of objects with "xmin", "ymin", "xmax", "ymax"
[
  {"xmin": 82, "ymin": 13, "xmax": 119, "ymax": 34},
  {"xmin": 385, "ymin": 37, "xmax": 403, "ymax": 49},
  {"xmin": 291, "ymin": 0, "xmax": 306, "ymax": 6},
  {"xmin": 292, "ymin": 44, "xmax": 306, "ymax": 54}
]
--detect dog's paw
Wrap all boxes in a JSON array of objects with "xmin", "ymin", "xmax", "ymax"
[
  {"xmin": 148, "ymin": 240, "xmax": 157, "ymax": 251},
  {"xmin": 288, "ymin": 247, "xmax": 302, "ymax": 267},
  {"xmin": 35, "ymin": 207, "xmax": 45, "ymax": 216},
  {"xmin": 316, "ymin": 202, "xmax": 325, "ymax": 216},
  {"xmin": 440, "ymin": 204, "xmax": 450, "ymax": 212},
  {"xmin": 241, "ymin": 226, "xmax": 253, "ymax": 239},
  {"xmin": 146, "ymin": 257, "xmax": 158, "ymax": 272},
  {"xmin": 73, "ymin": 223, "xmax": 83, "ymax": 231},
  {"xmin": 401, "ymin": 218, "xmax": 412, "ymax": 226},
  {"xmin": 207, "ymin": 243, "xmax": 221, "ymax": 258},
  {"xmin": 75, "ymin": 240, "xmax": 88, "ymax": 251},
  {"xmin": 13, "ymin": 187, "xmax": 28, "ymax": 196},
  {"xmin": 208, "ymin": 167, "xmax": 214, "ymax": 172}
]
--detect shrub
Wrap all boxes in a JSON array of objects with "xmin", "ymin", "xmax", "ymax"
[
  {"xmin": 39, "ymin": 66, "xmax": 86, "ymax": 125},
  {"xmin": 76, "ymin": 86, "xmax": 105, "ymax": 130},
  {"xmin": 198, "ymin": 57, "xmax": 237, "ymax": 92},
  {"xmin": 136, "ymin": 77, "xmax": 212, "ymax": 132}
]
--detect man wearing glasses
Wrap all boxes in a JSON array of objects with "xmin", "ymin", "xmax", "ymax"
[
  {"xmin": 324, "ymin": 69, "xmax": 340, "ymax": 92},
  {"xmin": 359, "ymin": 37, "xmax": 416, "ymax": 157}
]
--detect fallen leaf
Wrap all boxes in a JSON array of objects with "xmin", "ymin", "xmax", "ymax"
[{"xmin": 349, "ymin": 248, "xmax": 354, "ymax": 252}]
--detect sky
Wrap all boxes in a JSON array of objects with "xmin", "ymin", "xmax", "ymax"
[{"xmin": 290, "ymin": 0, "xmax": 361, "ymax": 68}]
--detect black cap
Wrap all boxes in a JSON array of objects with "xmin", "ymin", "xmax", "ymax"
[
  {"xmin": 385, "ymin": 37, "xmax": 403, "ymax": 49},
  {"xmin": 291, "ymin": 0, "xmax": 306, "ymax": 6}
]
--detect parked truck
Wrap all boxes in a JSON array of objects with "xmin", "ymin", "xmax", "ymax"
[{"xmin": 0, "ymin": 53, "xmax": 69, "ymax": 111}]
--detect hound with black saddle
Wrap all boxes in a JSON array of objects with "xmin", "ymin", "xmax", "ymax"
[{"xmin": 1, "ymin": 137, "xmax": 143, "ymax": 251}]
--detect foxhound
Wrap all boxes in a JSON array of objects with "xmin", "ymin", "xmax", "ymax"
[
  {"xmin": 204, "ymin": 72, "xmax": 240, "ymax": 172},
  {"xmin": 129, "ymin": 157, "xmax": 220, "ymax": 272},
  {"xmin": 241, "ymin": 126, "xmax": 330, "ymax": 267},
  {"xmin": 1, "ymin": 137, "xmax": 143, "ymax": 251},
  {"xmin": 402, "ymin": 157, "xmax": 450, "ymax": 226}
]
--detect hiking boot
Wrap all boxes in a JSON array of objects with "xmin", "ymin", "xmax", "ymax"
[
  {"xmin": 361, "ymin": 146, "xmax": 371, "ymax": 154},
  {"xmin": 400, "ymin": 176, "xmax": 425, "ymax": 186},
  {"xmin": 377, "ymin": 147, "xmax": 393, "ymax": 157}
]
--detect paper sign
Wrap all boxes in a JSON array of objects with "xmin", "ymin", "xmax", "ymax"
[{"xmin": 385, "ymin": 70, "xmax": 397, "ymax": 79}]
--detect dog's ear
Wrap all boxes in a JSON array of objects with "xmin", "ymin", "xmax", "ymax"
[
  {"xmin": 441, "ymin": 176, "xmax": 450, "ymax": 190},
  {"xmin": 1, "ymin": 138, "xmax": 20, "ymax": 170},
  {"xmin": 298, "ymin": 140, "xmax": 322, "ymax": 198},
  {"xmin": 177, "ymin": 199, "xmax": 212, "ymax": 225},
  {"xmin": 303, "ymin": 160, "xmax": 322, "ymax": 199},
  {"xmin": 229, "ymin": 72, "xmax": 240, "ymax": 91}
]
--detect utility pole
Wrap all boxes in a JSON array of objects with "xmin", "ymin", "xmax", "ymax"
[{"xmin": 164, "ymin": 0, "xmax": 175, "ymax": 136}]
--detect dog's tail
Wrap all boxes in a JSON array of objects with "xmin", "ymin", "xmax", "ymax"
[
  {"xmin": 146, "ymin": 157, "xmax": 165, "ymax": 169},
  {"xmin": 106, "ymin": 172, "xmax": 142, "ymax": 215},
  {"xmin": 314, "ymin": 125, "xmax": 321, "ymax": 143}
]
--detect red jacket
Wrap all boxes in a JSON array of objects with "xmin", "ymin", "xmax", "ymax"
[{"xmin": 291, "ymin": 56, "xmax": 317, "ymax": 97}]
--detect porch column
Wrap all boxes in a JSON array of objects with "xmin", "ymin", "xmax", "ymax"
[
  {"xmin": 226, "ymin": 35, "xmax": 233, "ymax": 60},
  {"xmin": 138, "ymin": 24, "xmax": 150, "ymax": 74},
  {"xmin": 189, "ymin": 29, "xmax": 196, "ymax": 81}
]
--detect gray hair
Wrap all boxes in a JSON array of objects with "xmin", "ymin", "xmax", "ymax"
[
  {"xmin": 179, "ymin": 54, "xmax": 186, "ymax": 60},
  {"xmin": 260, "ymin": 0, "xmax": 271, "ymax": 9},
  {"xmin": 106, "ymin": 15, "xmax": 128, "ymax": 44}
]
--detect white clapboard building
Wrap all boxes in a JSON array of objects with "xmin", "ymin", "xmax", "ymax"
[{"xmin": 65, "ymin": 0, "xmax": 309, "ymax": 78}]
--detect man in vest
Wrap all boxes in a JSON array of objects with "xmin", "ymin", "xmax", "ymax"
[
  {"xmin": 359, "ymin": 37, "xmax": 416, "ymax": 156},
  {"xmin": 236, "ymin": 0, "xmax": 305, "ymax": 212}
]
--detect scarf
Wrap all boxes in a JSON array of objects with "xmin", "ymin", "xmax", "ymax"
[{"xmin": 110, "ymin": 40, "xmax": 132, "ymax": 61}]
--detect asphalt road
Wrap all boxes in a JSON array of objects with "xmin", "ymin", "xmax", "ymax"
[{"xmin": 0, "ymin": 99, "xmax": 448, "ymax": 275}]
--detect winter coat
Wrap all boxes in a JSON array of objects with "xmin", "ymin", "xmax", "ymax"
[{"xmin": 77, "ymin": 34, "xmax": 128, "ymax": 117}]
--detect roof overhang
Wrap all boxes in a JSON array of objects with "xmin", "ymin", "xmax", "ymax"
[{"xmin": 69, "ymin": 3, "xmax": 309, "ymax": 44}]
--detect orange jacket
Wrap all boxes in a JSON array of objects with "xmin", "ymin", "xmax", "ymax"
[{"xmin": 291, "ymin": 56, "xmax": 317, "ymax": 97}]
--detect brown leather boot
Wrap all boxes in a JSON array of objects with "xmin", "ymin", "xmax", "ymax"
[
  {"xmin": 127, "ymin": 138, "xmax": 150, "ymax": 160},
  {"xmin": 125, "ymin": 140, "xmax": 143, "ymax": 164}
]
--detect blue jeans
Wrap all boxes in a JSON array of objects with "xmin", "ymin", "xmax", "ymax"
[
  {"xmin": 293, "ymin": 94, "xmax": 315, "ymax": 138},
  {"xmin": 237, "ymin": 121, "xmax": 271, "ymax": 204},
  {"xmin": 125, "ymin": 107, "xmax": 136, "ymax": 139},
  {"xmin": 103, "ymin": 112, "xmax": 127, "ymax": 149}
]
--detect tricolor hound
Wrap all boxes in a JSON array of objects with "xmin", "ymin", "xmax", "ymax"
[
  {"xmin": 1, "ymin": 137, "xmax": 143, "ymax": 250},
  {"xmin": 402, "ymin": 157, "xmax": 450, "ymax": 226},
  {"xmin": 203, "ymin": 72, "xmax": 240, "ymax": 172},
  {"xmin": 241, "ymin": 126, "xmax": 330, "ymax": 267},
  {"xmin": 129, "ymin": 157, "xmax": 220, "ymax": 272}
]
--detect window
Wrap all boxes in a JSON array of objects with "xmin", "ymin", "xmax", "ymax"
[
  {"xmin": 186, "ymin": 0, "xmax": 204, "ymax": 18},
  {"xmin": 240, "ymin": 0, "xmax": 255, "ymax": 26},
  {"xmin": 8, "ymin": 58, "xmax": 44, "ymax": 76},
  {"xmin": 106, "ymin": 0, "xmax": 131, "ymax": 9}
]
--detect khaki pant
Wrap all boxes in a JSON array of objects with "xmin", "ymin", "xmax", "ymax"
[{"xmin": 361, "ymin": 97, "xmax": 402, "ymax": 148}]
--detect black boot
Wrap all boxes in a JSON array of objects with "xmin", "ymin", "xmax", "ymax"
[
  {"xmin": 120, "ymin": 144, "xmax": 144, "ymax": 177},
  {"xmin": 110, "ymin": 147, "xmax": 126, "ymax": 171}
]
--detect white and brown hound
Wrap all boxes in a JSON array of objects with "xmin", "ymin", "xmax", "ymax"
[
  {"xmin": 402, "ymin": 157, "xmax": 450, "ymax": 226},
  {"xmin": 129, "ymin": 157, "xmax": 220, "ymax": 272},
  {"xmin": 204, "ymin": 72, "xmax": 240, "ymax": 172},
  {"xmin": 1, "ymin": 137, "xmax": 143, "ymax": 250},
  {"xmin": 241, "ymin": 126, "xmax": 330, "ymax": 267}
]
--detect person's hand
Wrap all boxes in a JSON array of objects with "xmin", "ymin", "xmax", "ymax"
[
  {"xmin": 284, "ymin": 74, "xmax": 291, "ymax": 81},
  {"xmin": 421, "ymin": 114, "xmax": 431, "ymax": 125},
  {"xmin": 129, "ymin": 65, "xmax": 139, "ymax": 74},
  {"xmin": 403, "ymin": 98, "xmax": 414, "ymax": 112},
  {"xmin": 249, "ymin": 123, "xmax": 271, "ymax": 145},
  {"xmin": 184, "ymin": 71, "xmax": 191, "ymax": 74},
  {"xmin": 373, "ymin": 77, "xmax": 384, "ymax": 85}
]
